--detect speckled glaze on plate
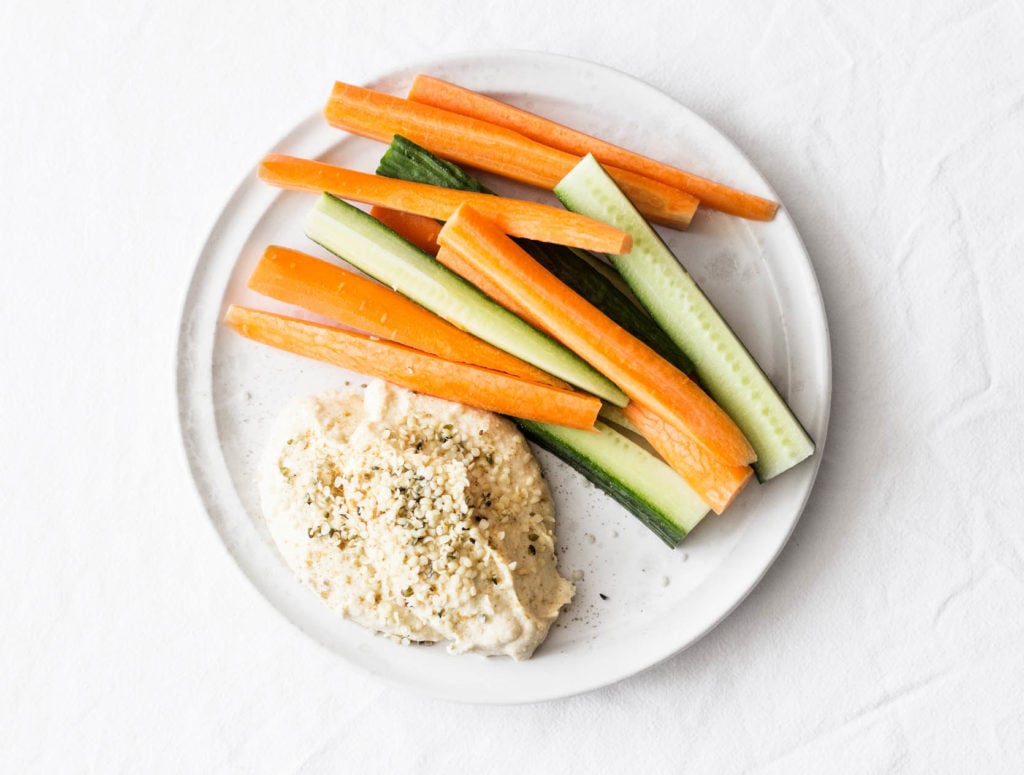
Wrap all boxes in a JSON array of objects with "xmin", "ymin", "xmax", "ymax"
[{"xmin": 176, "ymin": 51, "xmax": 831, "ymax": 704}]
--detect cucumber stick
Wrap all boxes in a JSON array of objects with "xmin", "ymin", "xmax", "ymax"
[
  {"xmin": 304, "ymin": 194, "xmax": 627, "ymax": 406},
  {"xmin": 555, "ymin": 156, "xmax": 814, "ymax": 481},
  {"xmin": 597, "ymin": 402, "xmax": 639, "ymax": 435},
  {"xmin": 517, "ymin": 419, "xmax": 708, "ymax": 547},
  {"xmin": 377, "ymin": 135, "xmax": 489, "ymax": 194}
]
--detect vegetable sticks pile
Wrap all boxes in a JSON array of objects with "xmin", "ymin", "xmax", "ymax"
[{"xmin": 227, "ymin": 72, "xmax": 795, "ymax": 533}]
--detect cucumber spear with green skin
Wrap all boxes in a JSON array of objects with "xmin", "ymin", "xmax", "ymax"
[{"xmin": 555, "ymin": 155, "xmax": 815, "ymax": 482}]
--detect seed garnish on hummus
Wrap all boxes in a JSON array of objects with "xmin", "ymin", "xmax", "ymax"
[{"xmin": 259, "ymin": 380, "xmax": 574, "ymax": 660}]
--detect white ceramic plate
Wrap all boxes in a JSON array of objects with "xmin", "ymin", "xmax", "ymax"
[{"xmin": 176, "ymin": 51, "xmax": 830, "ymax": 704}]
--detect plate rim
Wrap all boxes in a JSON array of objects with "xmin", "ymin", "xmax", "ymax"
[{"xmin": 174, "ymin": 49, "xmax": 832, "ymax": 704}]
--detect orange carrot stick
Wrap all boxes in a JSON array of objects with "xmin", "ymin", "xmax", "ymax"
[
  {"xmin": 259, "ymin": 154, "xmax": 631, "ymax": 254},
  {"xmin": 408, "ymin": 74, "xmax": 778, "ymax": 222},
  {"xmin": 248, "ymin": 245, "xmax": 570, "ymax": 390},
  {"xmin": 437, "ymin": 205, "xmax": 756, "ymax": 467},
  {"xmin": 624, "ymin": 401, "xmax": 752, "ymax": 513},
  {"xmin": 323, "ymin": 81, "xmax": 699, "ymax": 229},
  {"xmin": 369, "ymin": 206, "xmax": 441, "ymax": 255},
  {"xmin": 225, "ymin": 304, "xmax": 601, "ymax": 430}
]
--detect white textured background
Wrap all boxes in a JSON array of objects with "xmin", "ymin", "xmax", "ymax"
[{"xmin": 3, "ymin": 1, "xmax": 1023, "ymax": 772}]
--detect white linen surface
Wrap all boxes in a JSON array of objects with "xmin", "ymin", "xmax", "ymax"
[{"xmin": 2, "ymin": 1, "xmax": 1022, "ymax": 771}]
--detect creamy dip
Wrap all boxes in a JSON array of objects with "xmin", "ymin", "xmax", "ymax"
[{"xmin": 259, "ymin": 380, "xmax": 574, "ymax": 660}]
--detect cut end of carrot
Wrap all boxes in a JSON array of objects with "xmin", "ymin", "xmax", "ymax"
[
  {"xmin": 259, "ymin": 154, "xmax": 287, "ymax": 174},
  {"xmin": 223, "ymin": 303, "xmax": 250, "ymax": 332},
  {"xmin": 603, "ymin": 229, "xmax": 631, "ymax": 255},
  {"xmin": 604, "ymin": 164, "xmax": 699, "ymax": 230},
  {"xmin": 258, "ymin": 154, "xmax": 314, "ymax": 191},
  {"xmin": 753, "ymin": 200, "xmax": 780, "ymax": 221}
]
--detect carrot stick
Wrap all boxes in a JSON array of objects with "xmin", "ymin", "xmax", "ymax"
[
  {"xmin": 225, "ymin": 305, "xmax": 601, "ymax": 430},
  {"xmin": 248, "ymin": 245, "xmax": 570, "ymax": 390},
  {"xmin": 437, "ymin": 205, "xmax": 756, "ymax": 467},
  {"xmin": 624, "ymin": 401, "xmax": 752, "ymax": 513},
  {"xmin": 408, "ymin": 74, "xmax": 778, "ymax": 222},
  {"xmin": 259, "ymin": 154, "xmax": 631, "ymax": 254},
  {"xmin": 369, "ymin": 206, "xmax": 441, "ymax": 255},
  {"xmin": 323, "ymin": 81, "xmax": 699, "ymax": 229}
]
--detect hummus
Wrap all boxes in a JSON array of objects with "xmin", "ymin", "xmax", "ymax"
[{"xmin": 258, "ymin": 380, "xmax": 574, "ymax": 660}]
